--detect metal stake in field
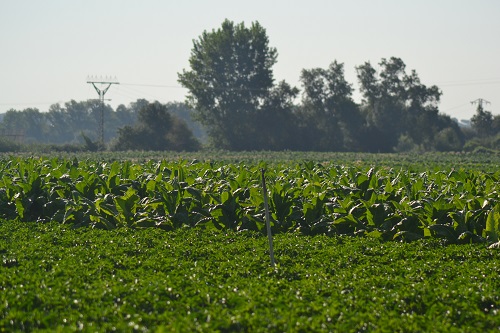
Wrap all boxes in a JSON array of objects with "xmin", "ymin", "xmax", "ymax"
[
  {"xmin": 261, "ymin": 168, "xmax": 276, "ymax": 267},
  {"xmin": 86, "ymin": 76, "xmax": 119, "ymax": 145}
]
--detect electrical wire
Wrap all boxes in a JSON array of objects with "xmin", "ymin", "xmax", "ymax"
[
  {"xmin": 1, "ymin": 77, "xmax": 498, "ymax": 111},
  {"xmin": 115, "ymin": 85, "xmax": 165, "ymax": 101},
  {"xmin": 120, "ymin": 83, "xmax": 186, "ymax": 89},
  {"xmin": 440, "ymin": 102, "xmax": 472, "ymax": 113},
  {"xmin": 436, "ymin": 78, "xmax": 500, "ymax": 87}
]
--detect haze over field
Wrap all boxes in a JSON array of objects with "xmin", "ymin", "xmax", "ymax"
[{"xmin": 1, "ymin": 0, "xmax": 499, "ymax": 121}]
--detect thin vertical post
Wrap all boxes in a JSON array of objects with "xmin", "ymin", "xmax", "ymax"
[{"xmin": 261, "ymin": 168, "xmax": 275, "ymax": 267}]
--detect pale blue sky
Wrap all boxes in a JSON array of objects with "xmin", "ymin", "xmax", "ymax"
[{"xmin": 1, "ymin": 0, "xmax": 499, "ymax": 120}]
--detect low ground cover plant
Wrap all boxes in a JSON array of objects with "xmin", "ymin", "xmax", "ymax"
[
  {"xmin": 1, "ymin": 153, "xmax": 500, "ymax": 331},
  {"xmin": 1, "ymin": 221, "xmax": 499, "ymax": 332}
]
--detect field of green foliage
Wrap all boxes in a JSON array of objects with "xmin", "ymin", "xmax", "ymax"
[
  {"xmin": 1, "ymin": 152, "xmax": 500, "ymax": 242},
  {"xmin": 1, "ymin": 152, "xmax": 500, "ymax": 331}
]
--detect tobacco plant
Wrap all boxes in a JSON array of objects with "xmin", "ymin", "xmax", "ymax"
[{"xmin": 0, "ymin": 156, "xmax": 499, "ymax": 243}]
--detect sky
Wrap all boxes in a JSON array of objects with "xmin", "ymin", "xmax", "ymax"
[{"xmin": 1, "ymin": 0, "xmax": 499, "ymax": 121}]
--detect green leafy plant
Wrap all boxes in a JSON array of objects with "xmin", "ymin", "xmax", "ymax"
[
  {"xmin": 0, "ymin": 154, "xmax": 498, "ymax": 243},
  {"xmin": 485, "ymin": 203, "xmax": 500, "ymax": 243}
]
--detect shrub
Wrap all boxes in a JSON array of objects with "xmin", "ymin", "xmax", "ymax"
[{"xmin": 0, "ymin": 137, "xmax": 21, "ymax": 152}]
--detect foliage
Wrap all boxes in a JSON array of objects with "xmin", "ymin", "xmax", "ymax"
[
  {"xmin": 3, "ymin": 150, "xmax": 500, "ymax": 170},
  {"xmin": 471, "ymin": 101, "xmax": 494, "ymax": 137},
  {"xmin": 178, "ymin": 19, "xmax": 468, "ymax": 153},
  {"xmin": 464, "ymin": 133, "xmax": 500, "ymax": 153},
  {"xmin": 0, "ymin": 155, "xmax": 499, "ymax": 246},
  {"xmin": 0, "ymin": 137, "xmax": 21, "ymax": 153},
  {"xmin": 81, "ymin": 133, "xmax": 104, "ymax": 152},
  {"xmin": 1, "ymin": 221, "xmax": 500, "ymax": 332},
  {"xmin": 394, "ymin": 134, "xmax": 420, "ymax": 153},
  {"xmin": 166, "ymin": 101, "xmax": 208, "ymax": 143},
  {"xmin": 1, "ymin": 14, "xmax": 495, "ymax": 154},
  {"xmin": 0, "ymin": 100, "xmax": 135, "ymax": 145},
  {"xmin": 111, "ymin": 102, "xmax": 200, "ymax": 152},
  {"xmin": 434, "ymin": 127, "xmax": 464, "ymax": 152},
  {"xmin": 178, "ymin": 19, "xmax": 298, "ymax": 150},
  {"xmin": 297, "ymin": 61, "xmax": 363, "ymax": 151},
  {"xmin": 0, "ymin": 18, "xmax": 497, "ymax": 155},
  {"xmin": 177, "ymin": 21, "xmax": 469, "ymax": 153},
  {"xmin": 356, "ymin": 57, "xmax": 462, "ymax": 152}
]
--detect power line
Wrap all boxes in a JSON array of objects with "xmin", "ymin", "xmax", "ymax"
[
  {"xmin": 121, "ymin": 83, "xmax": 186, "ymax": 89},
  {"xmin": 437, "ymin": 78, "xmax": 500, "ymax": 87},
  {"xmin": 0, "ymin": 101, "xmax": 65, "ymax": 106},
  {"xmin": 440, "ymin": 102, "xmax": 471, "ymax": 113},
  {"xmin": 115, "ymin": 85, "xmax": 164, "ymax": 100},
  {"xmin": 437, "ymin": 77, "xmax": 500, "ymax": 84},
  {"xmin": 120, "ymin": 82, "xmax": 271, "ymax": 92}
]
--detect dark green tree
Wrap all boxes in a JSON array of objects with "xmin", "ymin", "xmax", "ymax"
[
  {"xmin": 298, "ymin": 61, "xmax": 362, "ymax": 151},
  {"xmin": 115, "ymin": 98, "xmax": 148, "ymax": 124},
  {"xmin": 178, "ymin": 19, "xmax": 282, "ymax": 150},
  {"xmin": 492, "ymin": 114, "xmax": 500, "ymax": 135},
  {"xmin": 432, "ymin": 115, "xmax": 464, "ymax": 151},
  {"xmin": 112, "ymin": 102, "xmax": 200, "ymax": 151},
  {"xmin": 46, "ymin": 103, "xmax": 73, "ymax": 143},
  {"xmin": 254, "ymin": 81, "xmax": 299, "ymax": 150},
  {"xmin": 356, "ymin": 57, "xmax": 444, "ymax": 151},
  {"xmin": 471, "ymin": 100, "xmax": 493, "ymax": 137},
  {"xmin": 165, "ymin": 102, "xmax": 208, "ymax": 143},
  {"xmin": 356, "ymin": 59, "xmax": 406, "ymax": 151},
  {"xmin": 65, "ymin": 100, "xmax": 99, "ymax": 139}
]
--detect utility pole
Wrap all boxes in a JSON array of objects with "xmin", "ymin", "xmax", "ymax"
[
  {"xmin": 470, "ymin": 98, "xmax": 493, "ymax": 137},
  {"xmin": 470, "ymin": 98, "xmax": 491, "ymax": 111},
  {"xmin": 87, "ymin": 76, "xmax": 119, "ymax": 145}
]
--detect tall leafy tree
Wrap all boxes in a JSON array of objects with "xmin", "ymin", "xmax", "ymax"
[
  {"xmin": 165, "ymin": 102, "xmax": 208, "ymax": 143},
  {"xmin": 356, "ymin": 59, "xmax": 406, "ymax": 151},
  {"xmin": 471, "ymin": 100, "xmax": 493, "ymax": 137},
  {"xmin": 178, "ymin": 19, "xmax": 280, "ymax": 150},
  {"xmin": 112, "ymin": 102, "xmax": 200, "ymax": 151},
  {"xmin": 46, "ymin": 103, "xmax": 72, "ymax": 143},
  {"xmin": 298, "ymin": 61, "xmax": 362, "ymax": 151},
  {"xmin": 356, "ymin": 57, "xmax": 446, "ymax": 151},
  {"xmin": 255, "ymin": 81, "xmax": 299, "ymax": 150}
]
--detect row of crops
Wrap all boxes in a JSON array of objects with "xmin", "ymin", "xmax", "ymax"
[{"xmin": 1, "ymin": 156, "xmax": 499, "ymax": 243}]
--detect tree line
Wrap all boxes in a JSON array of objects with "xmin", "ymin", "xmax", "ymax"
[
  {"xmin": 0, "ymin": 100, "xmax": 203, "ymax": 152},
  {"xmin": 1, "ymin": 19, "xmax": 499, "ymax": 153},
  {"xmin": 177, "ymin": 19, "xmax": 492, "ymax": 153}
]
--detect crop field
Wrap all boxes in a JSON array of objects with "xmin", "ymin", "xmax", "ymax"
[{"xmin": 1, "ymin": 151, "xmax": 500, "ymax": 332}]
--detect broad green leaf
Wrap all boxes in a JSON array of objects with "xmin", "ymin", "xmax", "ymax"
[
  {"xmin": 485, "ymin": 204, "xmax": 500, "ymax": 242},
  {"xmin": 428, "ymin": 224, "xmax": 458, "ymax": 242}
]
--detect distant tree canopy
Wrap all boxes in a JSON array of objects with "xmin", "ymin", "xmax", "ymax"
[
  {"xmin": 0, "ymin": 100, "xmax": 134, "ymax": 144},
  {"xmin": 296, "ymin": 61, "xmax": 363, "ymax": 151},
  {"xmin": 166, "ymin": 102, "xmax": 208, "ymax": 143},
  {"xmin": 178, "ymin": 20, "xmax": 471, "ymax": 152},
  {"xmin": 0, "ymin": 100, "xmax": 204, "ymax": 150},
  {"xmin": 111, "ymin": 102, "xmax": 200, "ymax": 152},
  {"xmin": 356, "ymin": 57, "xmax": 463, "ymax": 152},
  {"xmin": 1, "ymin": 20, "xmax": 496, "ymax": 153},
  {"xmin": 471, "ymin": 100, "xmax": 494, "ymax": 138},
  {"xmin": 178, "ymin": 19, "xmax": 298, "ymax": 150}
]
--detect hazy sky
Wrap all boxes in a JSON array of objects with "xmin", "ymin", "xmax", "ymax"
[{"xmin": 1, "ymin": 0, "xmax": 499, "ymax": 121}]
